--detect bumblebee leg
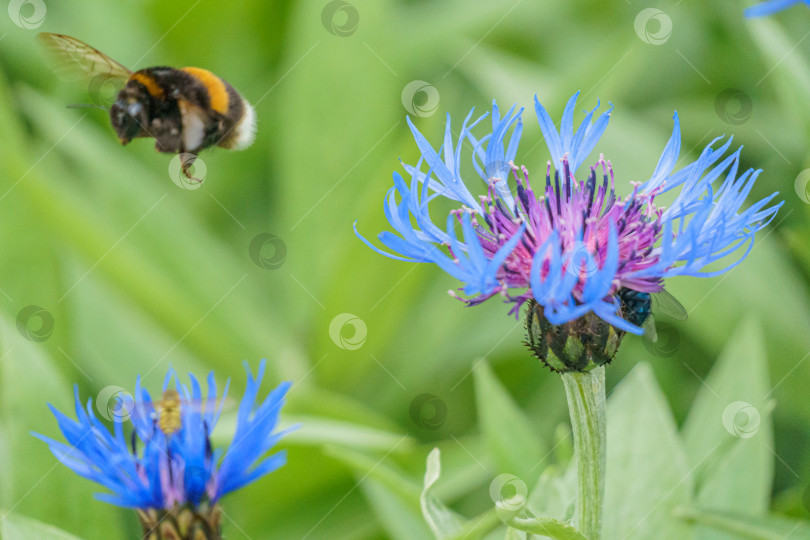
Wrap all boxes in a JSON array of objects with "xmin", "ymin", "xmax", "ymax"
[{"xmin": 180, "ymin": 153, "xmax": 204, "ymax": 184}]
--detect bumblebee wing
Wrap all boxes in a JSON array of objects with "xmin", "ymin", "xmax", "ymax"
[
  {"xmin": 642, "ymin": 315, "xmax": 659, "ymax": 343},
  {"xmin": 180, "ymin": 396, "xmax": 234, "ymax": 414},
  {"xmin": 651, "ymin": 290, "xmax": 688, "ymax": 321},
  {"xmin": 37, "ymin": 33, "xmax": 132, "ymax": 82}
]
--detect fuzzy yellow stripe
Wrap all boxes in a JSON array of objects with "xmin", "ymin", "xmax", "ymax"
[
  {"xmin": 181, "ymin": 67, "xmax": 229, "ymax": 114},
  {"xmin": 129, "ymin": 72, "xmax": 165, "ymax": 98}
]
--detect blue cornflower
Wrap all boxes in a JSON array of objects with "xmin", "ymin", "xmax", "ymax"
[
  {"xmin": 356, "ymin": 92, "xmax": 782, "ymax": 339},
  {"xmin": 745, "ymin": 0, "xmax": 810, "ymax": 16},
  {"xmin": 35, "ymin": 360, "xmax": 293, "ymax": 538}
]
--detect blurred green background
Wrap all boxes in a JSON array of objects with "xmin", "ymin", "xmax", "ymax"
[{"xmin": 0, "ymin": 0, "xmax": 809, "ymax": 538}]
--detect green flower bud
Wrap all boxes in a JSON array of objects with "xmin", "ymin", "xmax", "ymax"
[
  {"xmin": 525, "ymin": 300, "xmax": 626, "ymax": 373},
  {"xmin": 139, "ymin": 503, "xmax": 222, "ymax": 540}
]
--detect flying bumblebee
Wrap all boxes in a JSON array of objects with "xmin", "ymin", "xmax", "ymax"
[{"xmin": 37, "ymin": 33, "xmax": 257, "ymax": 182}]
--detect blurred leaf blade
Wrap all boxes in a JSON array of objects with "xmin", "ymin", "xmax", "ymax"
[
  {"xmin": 421, "ymin": 448, "xmax": 464, "ymax": 539},
  {"xmin": 681, "ymin": 318, "xmax": 774, "ymax": 523},
  {"xmin": 602, "ymin": 363, "xmax": 693, "ymax": 540},
  {"xmin": 474, "ymin": 361, "xmax": 545, "ymax": 483},
  {"xmin": 1, "ymin": 511, "xmax": 85, "ymax": 540},
  {"xmin": 674, "ymin": 506, "xmax": 810, "ymax": 540}
]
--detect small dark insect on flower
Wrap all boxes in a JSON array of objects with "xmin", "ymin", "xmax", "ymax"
[
  {"xmin": 617, "ymin": 288, "xmax": 687, "ymax": 341},
  {"xmin": 37, "ymin": 33, "xmax": 257, "ymax": 183}
]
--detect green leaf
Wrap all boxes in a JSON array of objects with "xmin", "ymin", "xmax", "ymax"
[
  {"xmin": 504, "ymin": 527, "xmax": 527, "ymax": 540},
  {"xmin": 526, "ymin": 465, "xmax": 576, "ymax": 523},
  {"xmin": 674, "ymin": 506, "xmax": 810, "ymax": 540},
  {"xmin": 421, "ymin": 448, "xmax": 464, "ymax": 539},
  {"xmin": 324, "ymin": 444, "xmax": 420, "ymax": 502},
  {"xmin": 330, "ymin": 446, "xmax": 504, "ymax": 540},
  {"xmin": 446, "ymin": 509, "xmax": 502, "ymax": 540},
  {"xmin": 503, "ymin": 515, "xmax": 587, "ymax": 540},
  {"xmin": 474, "ymin": 362, "xmax": 545, "ymax": 483},
  {"xmin": 325, "ymin": 444, "xmax": 434, "ymax": 539},
  {"xmin": 1, "ymin": 511, "xmax": 84, "ymax": 540},
  {"xmin": 681, "ymin": 317, "xmax": 773, "ymax": 534},
  {"xmin": 217, "ymin": 414, "xmax": 414, "ymax": 453},
  {"xmin": 602, "ymin": 363, "xmax": 693, "ymax": 540},
  {"xmin": 361, "ymin": 478, "xmax": 435, "ymax": 540}
]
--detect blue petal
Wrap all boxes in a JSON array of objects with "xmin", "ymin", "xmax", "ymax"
[
  {"xmin": 644, "ymin": 112, "xmax": 681, "ymax": 191},
  {"xmin": 745, "ymin": 0, "xmax": 803, "ymax": 17},
  {"xmin": 535, "ymin": 94, "xmax": 564, "ymax": 167},
  {"xmin": 571, "ymin": 102, "xmax": 612, "ymax": 171}
]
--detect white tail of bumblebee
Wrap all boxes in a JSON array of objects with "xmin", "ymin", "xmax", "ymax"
[{"xmin": 231, "ymin": 98, "xmax": 256, "ymax": 150}]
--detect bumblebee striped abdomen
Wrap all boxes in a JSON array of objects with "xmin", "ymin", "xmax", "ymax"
[
  {"xmin": 180, "ymin": 67, "xmax": 229, "ymax": 114},
  {"xmin": 178, "ymin": 66, "xmax": 255, "ymax": 151}
]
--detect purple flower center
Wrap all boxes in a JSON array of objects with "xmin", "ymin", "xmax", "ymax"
[{"xmin": 451, "ymin": 155, "xmax": 666, "ymax": 315}]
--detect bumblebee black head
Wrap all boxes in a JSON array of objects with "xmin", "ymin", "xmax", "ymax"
[{"xmin": 110, "ymin": 90, "xmax": 149, "ymax": 145}]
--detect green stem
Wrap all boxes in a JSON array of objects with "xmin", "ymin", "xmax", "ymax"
[{"xmin": 561, "ymin": 366, "xmax": 606, "ymax": 540}]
